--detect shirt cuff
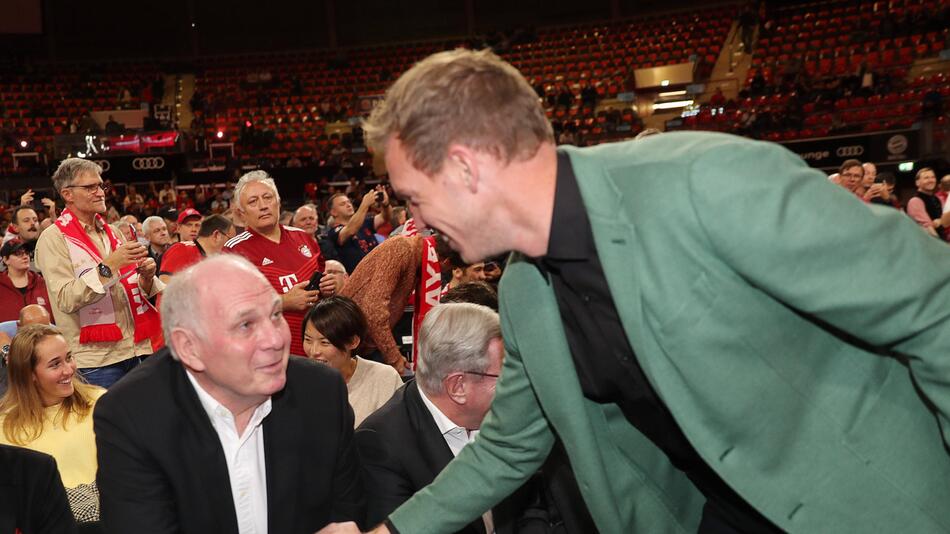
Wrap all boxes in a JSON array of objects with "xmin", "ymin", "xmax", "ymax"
[
  {"xmin": 79, "ymin": 266, "xmax": 114, "ymax": 294},
  {"xmin": 383, "ymin": 518, "xmax": 400, "ymax": 534}
]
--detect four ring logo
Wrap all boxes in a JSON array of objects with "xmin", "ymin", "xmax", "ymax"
[
  {"xmin": 132, "ymin": 157, "xmax": 165, "ymax": 170},
  {"xmin": 92, "ymin": 159, "xmax": 111, "ymax": 172},
  {"xmin": 835, "ymin": 145, "xmax": 864, "ymax": 157}
]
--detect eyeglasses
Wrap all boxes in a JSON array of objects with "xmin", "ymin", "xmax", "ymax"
[
  {"xmin": 463, "ymin": 371, "xmax": 500, "ymax": 379},
  {"xmin": 64, "ymin": 182, "xmax": 110, "ymax": 194}
]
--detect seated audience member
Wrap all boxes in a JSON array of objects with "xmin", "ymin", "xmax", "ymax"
[
  {"xmin": 325, "ymin": 259, "xmax": 349, "ymax": 285},
  {"xmin": 280, "ymin": 210, "xmax": 295, "ymax": 227},
  {"xmin": 328, "ymin": 187, "xmax": 393, "ymax": 273},
  {"xmin": 356, "ymin": 304, "xmax": 594, "ymax": 533},
  {"xmin": 440, "ymin": 281, "xmax": 499, "ymax": 311},
  {"xmin": 176, "ymin": 208, "xmax": 202, "ymax": 243},
  {"xmin": 340, "ymin": 235, "xmax": 441, "ymax": 373},
  {"xmin": 94, "ymin": 255, "xmax": 363, "ymax": 532},
  {"xmin": 0, "ymin": 304, "xmax": 53, "ymax": 397},
  {"xmin": 0, "ymin": 238, "xmax": 53, "ymax": 322},
  {"xmin": 158, "ymin": 214, "xmax": 236, "ymax": 283},
  {"xmin": 906, "ymin": 167, "xmax": 950, "ymax": 239},
  {"xmin": 0, "ymin": 324, "xmax": 105, "ymax": 524},
  {"xmin": 0, "ymin": 444, "xmax": 77, "ymax": 533},
  {"xmin": 303, "ymin": 296, "xmax": 402, "ymax": 427},
  {"xmin": 224, "ymin": 171, "xmax": 341, "ymax": 357}
]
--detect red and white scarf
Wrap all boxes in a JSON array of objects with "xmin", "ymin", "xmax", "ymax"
[
  {"xmin": 412, "ymin": 236, "xmax": 441, "ymax": 369},
  {"xmin": 55, "ymin": 208, "xmax": 161, "ymax": 345}
]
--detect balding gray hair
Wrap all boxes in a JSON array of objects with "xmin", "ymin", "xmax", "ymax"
[
  {"xmin": 51, "ymin": 158, "xmax": 103, "ymax": 194},
  {"xmin": 233, "ymin": 170, "xmax": 280, "ymax": 210},
  {"xmin": 415, "ymin": 303, "xmax": 501, "ymax": 394},
  {"xmin": 160, "ymin": 254, "xmax": 270, "ymax": 360},
  {"xmin": 142, "ymin": 215, "xmax": 165, "ymax": 235}
]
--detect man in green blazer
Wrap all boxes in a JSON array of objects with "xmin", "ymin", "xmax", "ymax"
[{"xmin": 322, "ymin": 49, "xmax": 950, "ymax": 534}]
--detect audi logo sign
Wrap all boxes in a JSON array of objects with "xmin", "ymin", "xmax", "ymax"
[
  {"xmin": 92, "ymin": 159, "xmax": 111, "ymax": 172},
  {"xmin": 132, "ymin": 157, "xmax": 166, "ymax": 170},
  {"xmin": 835, "ymin": 145, "xmax": 865, "ymax": 157}
]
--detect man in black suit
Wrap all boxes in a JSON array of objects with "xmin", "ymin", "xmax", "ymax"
[
  {"xmin": 356, "ymin": 303, "xmax": 592, "ymax": 534},
  {"xmin": 94, "ymin": 254, "xmax": 363, "ymax": 534},
  {"xmin": 0, "ymin": 444, "xmax": 76, "ymax": 534}
]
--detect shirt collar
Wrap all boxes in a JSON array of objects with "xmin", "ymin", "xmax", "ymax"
[
  {"xmin": 418, "ymin": 384, "xmax": 465, "ymax": 436},
  {"xmin": 185, "ymin": 369, "xmax": 272, "ymax": 435},
  {"xmin": 540, "ymin": 150, "xmax": 593, "ymax": 262}
]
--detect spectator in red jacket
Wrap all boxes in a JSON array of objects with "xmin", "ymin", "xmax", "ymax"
[{"xmin": 0, "ymin": 239, "xmax": 52, "ymax": 322}]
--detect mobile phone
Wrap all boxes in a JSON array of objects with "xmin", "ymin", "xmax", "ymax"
[
  {"xmin": 305, "ymin": 271, "xmax": 324, "ymax": 291},
  {"xmin": 128, "ymin": 224, "xmax": 139, "ymax": 242},
  {"xmin": 375, "ymin": 192, "xmax": 384, "ymax": 202}
]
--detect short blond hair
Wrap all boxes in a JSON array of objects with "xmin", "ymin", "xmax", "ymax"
[{"xmin": 363, "ymin": 48, "xmax": 553, "ymax": 175}]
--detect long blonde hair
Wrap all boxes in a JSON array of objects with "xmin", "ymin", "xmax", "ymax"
[{"xmin": 0, "ymin": 324, "xmax": 97, "ymax": 445}]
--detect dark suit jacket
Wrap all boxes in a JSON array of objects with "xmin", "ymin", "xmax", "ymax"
[
  {"xmin": 356, "ymin": 380, "xmax": 591, "ymax": 534},
  {"xmin": 0, "ymin": 444, "xmax": 77, "ymax": 534},
  {"xmin": 94, "ymin": 350, "xmax": 363, "ymax": 534}
]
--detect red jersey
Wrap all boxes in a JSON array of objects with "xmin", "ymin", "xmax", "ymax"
[
  {"xmin": 158, "ymin": 241, "xmax": 205, "ymax": 277},
  {"xmin": 224, "ymin": 225, "xmax": 324, "ymax": 356}
]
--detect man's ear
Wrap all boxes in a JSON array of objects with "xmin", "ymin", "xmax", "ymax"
[
  {"xmin": 170, "ymin": 328, "xmax": 206, "ymax": 372},
  {"xmin": 446, "ymin": 144, "xmax": 479, "ymax": 193},
  {"xmin": 443, "ymin": 372, "xmax": 468, "ymax": 405}
]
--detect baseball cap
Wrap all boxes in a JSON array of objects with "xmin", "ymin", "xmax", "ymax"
[
  {"xmin": 177, "ymin": 208, "xmax": 202, "ymax": 224},
  {"xmin": 0, "ymin": 238, "xmax": 27, "ymax": 257}
]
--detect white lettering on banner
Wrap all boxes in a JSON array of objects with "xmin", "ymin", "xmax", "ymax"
[
  {"xmin": 278, "ymin": 274, "xmax": 298, "ymax": 293},
  {"xmin": 424, "ymin": 245, "xmax": 440, "ymax": 306},
  {"xmin": 131, "ymin": 286, "xmax": 148, "ymax": 315},
  {"xmin": 799, "ymin": 151, "xmax": 830, "ymax": 161}
]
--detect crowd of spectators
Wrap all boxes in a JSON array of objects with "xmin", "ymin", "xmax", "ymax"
[{"xmin": 0, "ymin": 154, "xmax": 530, "ymax": 529}]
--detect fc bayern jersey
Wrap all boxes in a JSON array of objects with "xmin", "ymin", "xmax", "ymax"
[
  {"xmin": 158, "ymin": 241, "xmax": 204, "ymax": 277},
  {"xmin": 224, "ymin": 225, "xmax": 325, "ymax": 356}
]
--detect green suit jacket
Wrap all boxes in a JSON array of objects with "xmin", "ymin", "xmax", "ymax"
[{"xmin": 390, "ymin": 132, "xmax": 950, "ymax": 533}]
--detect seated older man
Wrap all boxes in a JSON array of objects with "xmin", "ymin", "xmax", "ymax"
[
  {"xmin": 94, "ymin": 254, "xmax": 363, "ymax": 533},
  {"xmin": 356, "ymin": 303, "xmax": 593, "ymax": 534}
]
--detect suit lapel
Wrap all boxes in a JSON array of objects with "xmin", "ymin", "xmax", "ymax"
[
  {"xmin": 170, "ymin": 360, "xmax": 239, "ymax": 532},
  {"xmin": 264, "ymin": 385, "xmax": 300, "ymax": 533},
  {"xmin": 405, "ymin": 382, "xmax": 455, "ymax": 477},
  {"xmin": 405, "ymin": 382, "xmax": 486, "ymax": 534}
]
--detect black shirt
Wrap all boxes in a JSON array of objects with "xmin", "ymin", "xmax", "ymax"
[{"xmin": 531, "ymin": 152, "xmax": 780, "ymax": 534}]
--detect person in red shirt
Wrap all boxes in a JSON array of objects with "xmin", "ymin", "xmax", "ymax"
[
  {"xmin": 158, "ymin": 214, "xmax": 236, "ymax": 283},
  {"xmin": 176, "ymin": 208, "xmax": 202, "ymax": 243},
  {"xmin": 224, "ymin": 171, "xmax": 342, "ymax": 356}
]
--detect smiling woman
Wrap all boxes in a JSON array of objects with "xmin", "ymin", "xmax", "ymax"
[{"xmin": 0, "ymin": 324, "xmax": 105, "ymax": 523}]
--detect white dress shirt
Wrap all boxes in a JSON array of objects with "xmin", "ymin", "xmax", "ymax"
[
  {"xmin": 418, "ymin": 387, "xmax": 493, "ymax": 533},
  {"xmin": 187, "ymin": 371, "xmax": 272, "ymax": 534}
]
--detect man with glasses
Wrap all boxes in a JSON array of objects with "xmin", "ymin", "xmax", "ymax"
[
  {"xmin": 35, "ymin": 158, "xmax": 163, "ymax": 388},
  {"xmin": 836, "ymin": 159, "xmax": 865, "ymax": 197},
  {"xmin": 356, "ymin": 303, "xmax": 514, "ymax": 533}
]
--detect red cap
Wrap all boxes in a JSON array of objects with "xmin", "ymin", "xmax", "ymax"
[{"xmin": 177, "ymin": 208, "xmax": 202, "ymax": 224}]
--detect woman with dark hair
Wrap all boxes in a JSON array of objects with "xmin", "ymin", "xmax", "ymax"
[
  {"xmin": 0, "ymin": 323, "xmax": 104, "ymax": 523},
  {"xmin": 303, "ymin": 296, "xmax": 403, "ymax": 426}
]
